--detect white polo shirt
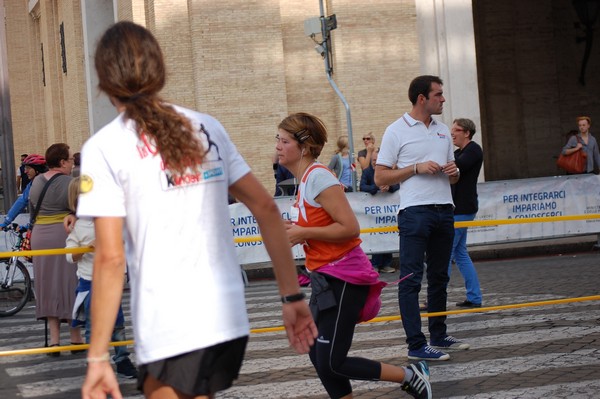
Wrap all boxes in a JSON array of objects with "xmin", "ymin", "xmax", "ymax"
[
  {"xmin": 377, "ymin": 112, "xmax": 454, "ymax": 210},
  {"xmin": 77, "ymin": 106, "xmax": 251, "ymax": 364}
]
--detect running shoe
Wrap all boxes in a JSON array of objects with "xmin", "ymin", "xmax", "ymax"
[
  {"xmin": 380, "ymin": 266, "xmax": 396, "ymax": 273},
  {"xmin": 401, "ymin": 361, "xmax": 432, "ymax": 399}
]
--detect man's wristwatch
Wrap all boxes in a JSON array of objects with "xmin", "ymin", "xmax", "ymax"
[{"xmin": 281, "ymin": 292, "xmax": 306, "ymax": 303}]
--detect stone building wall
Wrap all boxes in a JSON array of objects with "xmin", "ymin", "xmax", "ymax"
[
  {"xmin": 5, "ymin": 1, "xmax": 89, "ymax": 165},
  {"xmin": 5, "ymin": 0, "xmax": 419, "ymax": 189}
]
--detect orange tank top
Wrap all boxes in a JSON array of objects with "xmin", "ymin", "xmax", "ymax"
[{"xmin": 295, "ymin": 163, "xmax": 361, "ymax": 271}]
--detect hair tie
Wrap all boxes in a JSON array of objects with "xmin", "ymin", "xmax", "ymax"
[
  {"xmin": 130, "ymin": 93, "xmax": 145, "ymax": 101},
  {"xmin": 120, "ymin": 93, "xmax": 146, "ymax": 103}
]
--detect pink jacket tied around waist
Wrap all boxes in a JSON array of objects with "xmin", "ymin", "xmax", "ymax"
[{"xmin": 315, "ymin": 245, "xmax": 387, "ymax": 322}]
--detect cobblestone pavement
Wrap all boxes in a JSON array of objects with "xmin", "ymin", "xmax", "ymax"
[{"xmin": 0, "ymin": 251, "xmax": 599, "ymax": 398}]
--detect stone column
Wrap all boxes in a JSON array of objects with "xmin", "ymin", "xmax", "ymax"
[
  {"xmin": 415, "ymin": 0, "xmax": 484, "ymax": 180},
  {"xmin": 81, "ymin": 0, "xmax": 117, "ymax": 135}
]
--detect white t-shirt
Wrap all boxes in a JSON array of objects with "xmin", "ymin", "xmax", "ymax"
[
  {"xmin": 77, "ymin": 106, "xmax": 251, "ymax": 364},
  {"xmin": 377, "ymin": 112, "xmax": 454, "ymax": 210},
  {"xmin": 65, "ymin": 217, "xmax": 95, "ymax": 280},
  {"xmin": 301, "ymin": 163, "xmax": 340, "ymax": 206}
]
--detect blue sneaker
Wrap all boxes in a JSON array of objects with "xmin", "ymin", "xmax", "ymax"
[
  {"xmin": 430, "ymin": 335, "xmax": 470, "ymax": 350},
  {"xmin": 408, "ymin": 345, "xmax": 450, "ymax": 361},
  {"xmin": 401, "ymin": 361, "xmax": 432, "ymax": 399}
]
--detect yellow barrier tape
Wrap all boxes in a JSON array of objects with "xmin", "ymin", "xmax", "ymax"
[
  {"xmin": 235, "ymin": 213, "xmax": 600, "ymax": 244},
  {"xmin": 1, "ymin": 295, "xmax": 598, "ymax": 356},
  {"xmin": 1, "ymin": 214, "xmax": 598, "ymax": 255},
  {"xmin": 250, "ymin": 295, "xmax": 600, "ymax": 333},
  {"xmin": 2, "ymin": 214, "xmax": 598, "ymax": 355},
  {"xmin": 0, "ymin": 246, "xmax": 94, "ymax": 259},
  {"xmin": 454, "ymin": 213, "xmax": 600, "ymax": 228},
  {"xmin": 0, "ymin": 340, "xmax": 134, "ymax": 357}
]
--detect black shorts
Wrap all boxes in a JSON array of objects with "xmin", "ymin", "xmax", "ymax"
[{"xmin": 137, "ymin": 336, "xmax": 248, "ymax": 396}]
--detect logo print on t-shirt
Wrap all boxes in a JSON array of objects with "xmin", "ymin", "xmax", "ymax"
[
  {"xmin": 79, "ymin": 175, "xmax": 93, "ymax": 194},
  {"xmin": 160, "ymin": 124, "xmax": 225, "ymax": 190},
  {"xmin": 137, "ymin": 133, "xmax": 158, "ymax": 159}
]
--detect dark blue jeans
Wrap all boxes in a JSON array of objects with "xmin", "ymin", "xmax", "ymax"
[
  {"xmin": 82, "ymin": 284, "xmax": 130, "ymax": 364},
  {"xmin": 371, "ymin": 253, "xmax": 393, "ymax": 268},
  {"xmin": 398, "ymin": 205, "xmax": 454, "ymax": 350}
]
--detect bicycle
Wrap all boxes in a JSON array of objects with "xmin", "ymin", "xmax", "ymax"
[{"xmin": 0, "ymin": 223, "xmax": 33, "ymax": 317}]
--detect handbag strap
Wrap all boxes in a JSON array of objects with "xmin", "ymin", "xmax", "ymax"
[{"xmin": 30, "ymin": 173, "xmax": 64, "ymax": 225}]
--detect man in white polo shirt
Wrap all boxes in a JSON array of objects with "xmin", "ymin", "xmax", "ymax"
[{"xmin": 375, "ymin": 75, "xmax": 470, "ymax": 361}]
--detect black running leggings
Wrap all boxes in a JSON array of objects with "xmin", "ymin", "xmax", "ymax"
[{"xmin": 309, "ymin": 276, "xmax": 381, "ymax": 398}]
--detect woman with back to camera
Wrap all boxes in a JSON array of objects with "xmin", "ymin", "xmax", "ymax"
[
  {"xmin": 29, "ymin": 143, "xmax": 83, "ymax": 354},
  {"xmin": 79, "ymin": 21, "xmax": 316, "ymax": 399},
  {"xmin": 276, "ymin": 112, "xmax": 431, "ymax": 399},
  {"xmin": 562, "ymin": 116, "xmax": 600, "ymax": 174}
]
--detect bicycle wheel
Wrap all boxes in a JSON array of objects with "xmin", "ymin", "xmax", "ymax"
[{"xmin": 0, "ymin": 260, "xmax": 32, "ymax": 317}]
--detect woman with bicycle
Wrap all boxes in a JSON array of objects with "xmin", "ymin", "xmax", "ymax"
[
  {"xmin": 0, "ymin": 155, "xmax": 47, "ymax": 318},
  {"xmin": 29, "ymin": 143, "xmax": 83, "ymax": 355},
  {"xmin": 0, "ymin": 154, "xmax": 48, "ymax": 229}
]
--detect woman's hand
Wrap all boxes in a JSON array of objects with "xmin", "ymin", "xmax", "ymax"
[
  {"xmin": 283, "ymin": 220, "xmax": 306, "ymax": 246},
  {"xmin": 63, "ymin": 214, "xmax": 77, "ymax": 233},
  {"xmin": 81, "ymin": 362, "xmax": 122, "ymax": 399},
  {"xmin": 282, "ymin": 301, "xmax": 318, "ymax": 354}
]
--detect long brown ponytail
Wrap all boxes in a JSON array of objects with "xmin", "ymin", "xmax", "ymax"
[{"xmin": 95, "ymin": 21, "xmax": 205, "ymax": 174}]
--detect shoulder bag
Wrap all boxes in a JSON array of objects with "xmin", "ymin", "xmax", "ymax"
[
  {"xmin": 557, "ymin": 136, "xmax": 587, "ymax": 174},
  {"xmin": 20, "ymin": 173, "xmax": 63, "ymax": 259}
]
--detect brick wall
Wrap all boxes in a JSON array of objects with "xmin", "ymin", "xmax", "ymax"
[
  {"xmin": 5, "ymin": 0, "xmax": 89, "ymax": 167},
  {"xmin": 5, "ymin": 1, "xmax": 46, "ymax": 162},
  {"xmin": 58, "ymin": 0, "xmax": 89, "ymax": 151},
  {"xmin": 5, "ymin": 0, "xmax": 419, "ymax": 190}
]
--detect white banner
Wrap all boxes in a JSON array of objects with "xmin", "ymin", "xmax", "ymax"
[
  {"xmin": 471, "ymin": 174, "xmax": 600, "ymax": 244},
  {"xmin": 229, "ymin": 174, "xmax": 600, "ymax": 265},
  {"xmin": 7, "ymin": 176, "xmax": 595, "ymax": 265}
]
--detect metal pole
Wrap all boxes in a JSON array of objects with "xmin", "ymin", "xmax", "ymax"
[
  {"xmin": 318, "ymin": 0, "xmax": 357, "ymax": 192},
  {"xmin": 0, "ymin": 0, "xmax": 17, "ymax": 212}
]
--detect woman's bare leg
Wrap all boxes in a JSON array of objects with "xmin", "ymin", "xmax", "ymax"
[
  {"xmin": 380, "ymin": 362, "xmax": 406, "ymax": 383},
  {"xmin": 47, "ymin": 317, "xmax": 60, "ymax": 345},
  {"xmin": 69, "ymin": 323, "xmax": 83, "ymax": 343}
]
